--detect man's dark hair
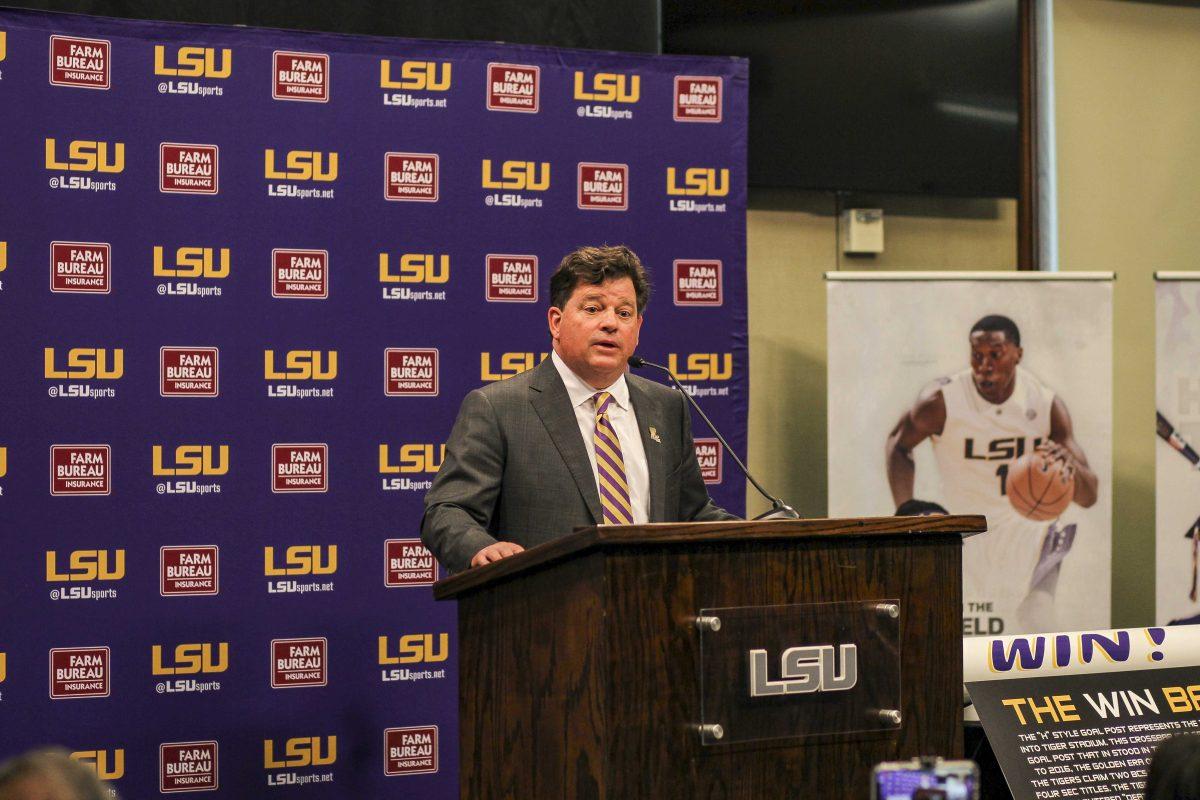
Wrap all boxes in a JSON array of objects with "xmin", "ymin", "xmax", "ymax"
[
  {"xmin": 549, "ymin": 245, "xmax": 651, "ymax": 314},
  {"xmin": 970, "ymin": 314, "xmax": 1021, "ymax": 347},
  {"xmin": 1145, "ymin": 733, "xmax": 1200, "ymax": 800}
]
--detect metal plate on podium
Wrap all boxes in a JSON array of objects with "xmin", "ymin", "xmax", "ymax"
[{"xmin": 697, "ymin": 599, "xmax": 902, "ymax": 745}]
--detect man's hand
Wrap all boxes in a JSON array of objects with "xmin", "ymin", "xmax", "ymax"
[{"xmin": 470, "ymin": 541, "xmax": 525, "ymax": 567}]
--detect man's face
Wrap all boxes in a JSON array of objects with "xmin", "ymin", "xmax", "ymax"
[
  {"xmin": 548, "ymin": 276, "xmax": 643, "ymax": 389},
  {"xmin": 969, "ymin": 329, "xmax": 1022, "ymax": 404}
]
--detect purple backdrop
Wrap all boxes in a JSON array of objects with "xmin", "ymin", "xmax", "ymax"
[{"xmin": 0, "ymin": 8, "xmax": 747, "ymax": 798}]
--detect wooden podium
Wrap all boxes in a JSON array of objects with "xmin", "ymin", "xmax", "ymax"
[{"xmin": 433, "ymin": 515, "xmax": 985, "ymax": 799}]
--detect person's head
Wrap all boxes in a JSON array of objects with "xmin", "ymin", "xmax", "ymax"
[
  {"xmin": 1146, "ymin": 733, "xmax": 1200, "ymax": 800},
  {"xmin": 968, "ymin": 314, "xmax": 1023, "ymax": 404},
  {"xmin": 548, "ymin": 245, "xmax": 650, "ymax": 389},
  {"xmin": 0, "ymin": 748, "xmax": 116, "ymax": 800}
]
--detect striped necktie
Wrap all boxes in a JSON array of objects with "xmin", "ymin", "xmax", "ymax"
[{"xmin": 593, "ymin": 391, "xmax": 633, "ymax": 525}]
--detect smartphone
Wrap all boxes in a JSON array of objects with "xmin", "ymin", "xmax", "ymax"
[{"xmin": 872, "ymin": 757, "xmax": 980, "ymax": 800}]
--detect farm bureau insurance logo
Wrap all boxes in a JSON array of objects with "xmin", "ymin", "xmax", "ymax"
[
  {"xmin": 154, "ymin": 44, "xmax": 230, "ymax": 98},
  {"xmin": 694, "ymin": 438, "xmax": 723, "ymax": 484},
  {"xmin": 380, "ymin": 443, "xmax": 443, "ymax": 493},
  {"xmin": 49, "ymin": 445, "xmax": 111, "ymax": 495},
  {"xmin": 44, "ymin": 138, "xmax": 122, "ymax": 193},
  {"xmin": 271, "ymin": 637, "xmax": 327, "ymax": 688},
  {"xmin": 160, "ymin": 347, "xmax": 218, "ymax": 397},
  {"xmin": 381, "ymin": 59, "xmax": 450, "ymax": 109},
  {"xmin": 667, "ymin": 167, "xmax": 729, "ymax": 214},
  {"xmin": 49, "ymin": 646, "xmax": 110, "ymax": 698},
  {"xmin": 486, "ymin": 62, "xmax": 538, "ymax": 112},
  {"xmin": 160, "ymin": 143, "xmax": 218, "ymax": 194},
  {"xmin": 272, "ymin": 249, "xmax": 328, "ymax": 299},
  {"xmin": 379, "ymin": 633, "xmax": 449, "ymax": 684},
  {"xmin": 384, "ymin": 726, "xmax": 438, "ymax": 776},
  {"xmin": 482, "ymin": 160, "xmax": 548, "ymax": 209},
  {"xmin": 49, "ymin": 35, "xmax": 110, "ymax": 89},
  {"xmin": 265, "ymin": 350, "xmax": 337, "ymax": 398},
  {"xmin": 385, "ymin": 349, "xmax": 438, "ymax": 396},
  {"xmin": 263, "ymin": 735, "xmax": 336, "ymax": 787},
  {"xmin": 271, "ymin": 444, "xmax": 328, "ymax": 493},
  {"xmin": 384, "ymin": 153, "xmax": 438, "ymax": 202},
  {"xmin": 379, "ymin": 253, "xmax": 448, "ymax": 302},
  {"xmin": 155, "ymin": 245, "xmax": 228, "ymax": 298},
  {"xmin": 384, "ymin": 540, "xmax": 438, "ymax": 587},
  {"xmin": 160, "ymin": 741, "xmax": 218, "ymax": 792},
  {"xmin": 486, "ymin": 254, "xmax": 537, "ymax": 302},
  {"xmin": 674, "ymin": 75, "xmax": 722, "ymax": 122},
  {"xmin": 46, "ymin": 548, "xmax": 123, "ymax": 602},
  {"xmin": 161, "ymin": 545, "xmax": 219, "ymax": 595},
  {"xmin": 577, "ymin": 163, "xmax": 628, "ymax": 211},
  {"xmin": 674, "ymin": 260, "xmax": 722, "ymax": 306},
  {"xmin": 50, "ymin": 241, "xmax": 110, "ymax": 293},
  {"xmin": 273, "ymin": 51, "xmax": 328, "ymax": 102},
  {"xmin": 265, "ymin": 149, "xmax": 337, "ymax": 200},
  {"xmin": 574, "ymin": 70, "xmax": 639, "ymax": 120}
]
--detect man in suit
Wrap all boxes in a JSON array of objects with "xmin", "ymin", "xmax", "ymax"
[{"xmin": 421, "ymin": 245, "xmax": 735, "ymax": 573}]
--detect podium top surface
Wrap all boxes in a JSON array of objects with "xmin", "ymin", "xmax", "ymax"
[{"xmin": 432, "ymin": 514, "xmax": 986, "ymax": 600}]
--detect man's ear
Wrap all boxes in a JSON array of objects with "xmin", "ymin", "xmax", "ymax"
[{"xmin": 547, "ymin": 305, "xmax": 562, "ymax": 340}]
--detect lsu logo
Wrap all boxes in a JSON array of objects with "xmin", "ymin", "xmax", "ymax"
[
  {"xmin": 378, "ymin": 634, "xmax": 449, "ymax": 665},
  {"xmin": 49, "ymin": 35, "xmax": 110, "ymax": 90},
  {"xmin": 380, "ymin": 59, "xmax": 451, "ymax": 91},
  {"xmin": 153, "ymin": 246, "xmax": 230, "ymax": 279},
  {"xmin": 379, "ymin": 254, "xmax": 449, "ymax": 284},
  {"xmin": 152, "ymin": 445, "xmax": 229, "ymax": 476},
  {"xmin": 46, "ymin": 549, "xmax": 125, "ymax": 582},
  {"xmin": 486, "ymin": 62, "xmax": 539, "ymax": 113},
  {"xmin": 271, "ymin": 638, "xmax": 328, "ymax": 688},
  {"xmin": 0, "ymin": 446, "xmax": 6, "ymax": 478},
  {"xmin": 49, "ymin": 445, "xmax": 111, "ymax": 496},
  {"xmin": 160, "ymin": 741, "xmax": 218, "ymax": 793},
  {"xmin": 0, "ymin": 31, "xmax": 5, "ymax": 62},
  {"xmin": 152, "ymin": 643, "xmax": 229, "ymax": 675},
  {"xmin": 481, "ymin": 352, "xmax": 549, "ymax": 382},
  {"xmin": 271, "ymin": 444, "xmax": 328, "ymax": 493},
  {"xmin": 964, "ymin": 436, "xmax": 1043, "ymax": 461},
  {"xmin": 273, "ymin": 51, "xmax": 329, "ymax": 102},
  {"xmin": 50, "ymin": 242, "xmax": 111, "ymax": 294},
  {"xmin": 674, "ymin": 75, "xmax": 723, "ymax": 122},
  {"xmin": 264, "ymin": 545, "xmax": 337, "ymax": 576},
  {"xmin": 45, "ymin": 139, "xmax": 124, "ymax": 173},
  {"xmin": 49, "ymin": 646, "xmax": 111, "ymax": 699},
  {"xmin": 1, "ymin": 240, "xmax": 6, "ymax": 271},
  {"xmin": 481, "ymin": 160, "xmax": 550, "ymax": 191},
  {"xmin": 384, "ymin": 726, "xmax": 438, "ymax": 776},
  {"xmin": 264, "ymin": 150, "xmax": 338, "ymax": 182},
  {"xmin": 153, "ymin": 45, "xmax": 231, "ymax": 78},
  {"xmin": 667, "ymin": 167, "xmax": 730, "ymax": 197},
  {"xmin": 264, "ymin": 350, "xmax": 338, "ymax": 381},
  {"xmin": 70, "ymin": 749, "xmax": 125, "ymax": 780},
  {"xmin": 379, "ymin": 444, "xmax": 445, "ymax": 475},
  {"xmin": 0, "ymin": 652, "xmax": 5, "ymax": 682},
  {"xmin": 573, "ymin": 71, "xmax": 640, "ymax": 103},
  {"xmin": 44, "ymin": 348, "xmax": 124, "ymax": 380},
  {"xmin": 263, "ymin": 736, "xmax": 336, "ymax": 768},
  {"xmin": 668, "ymin": 353, "xmax": 733, "ymax": 382}
]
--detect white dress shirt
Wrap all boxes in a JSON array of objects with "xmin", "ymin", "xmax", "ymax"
[{"xmin": 550, "ymin": 351, "xmax": 650, "ymax": 524}]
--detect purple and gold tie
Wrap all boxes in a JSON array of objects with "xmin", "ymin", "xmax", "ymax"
[{"xmin": 593, "ymin": 392, "xmax": 633, "ymax": 525}]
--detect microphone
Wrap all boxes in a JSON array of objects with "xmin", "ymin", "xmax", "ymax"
[{"xmin": 627, "ymin": 355, "xmax": 799, "ymax": 520}]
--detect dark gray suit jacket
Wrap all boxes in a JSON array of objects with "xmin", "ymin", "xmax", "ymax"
[{"xmin": 421, "ymin": 359, "xmax": 735, "ymax": 573}]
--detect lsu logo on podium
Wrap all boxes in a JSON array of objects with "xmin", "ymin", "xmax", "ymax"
[
  {"xmin": 271, "ymin": 638, "xmax": 328, "ymax": 688},
  {"xmin": 480, "ymin": 352, "xmax": 549, "ymax": 382},
  {"xmin": 160, "ymin": 545, "xmax": 219, "ymax": 596},
  {"xmin": 384, "ymin": 726, "xmax": 438, "ymax": 776},
  {"xmin": 44, "ymin": 348, "xmax": 124, "ymax": 380},
  {"xmin": 50, "ymin": 242, "xmax": 111, "ymax": 294},
  {"xmin": 668, "ymin": 353, "xmax": 733, "ymax": 382},
  {"xmin": 264, "ymin": 350, "xmax": 338, "ymax": 381},
  {"xmin": 667, "ymin": 167, "xmax": 730, "ymax": 197},
  {"xmin": 378, "ymin": 634, "xmax": 449, "ymax": 665},
  {"xmin": 50, "ymin": 646, "xmax": 110, "ymax": 699},
  {"xmin": 152, "ymin": 643, "xmax": 229, "ymax": 675},
  {"xmin": 380, "ymin": 59, "xmax": 451, "ymax": 91},
  {"xmin": 49, "ymin": 445, "xmax": 112, "ymax": 496},
  {"xmin": 573, "ymin": 71, "xmax": 640, "ymax": 103},
  {"xmin": 263, "ymin": 736, "xmax": 336, "ymax": 768},
  {"xmin": 272, "ymin": 51, "xmax": 329, "ymax": 102},
  {"xmin": 481, "ymin": 160, "xmax": 550, "ymax": 191},
  {"xmin": 487, "ymin": 62, "xmax": 539, "ymax": 113},
  {"xmin": 384, "ymin": 153, "xmax": 439, "ymax": 202},
  {"xmin": 159, "ymin": 741, "xmax": 218, "ymax": 793},
  {"xmin": 674, "ymin": 75, "xmax": 723, "ymax": 122},
  {"xmin": 46, "ymin": 549, "xmax": 125, "ymax": 582},
  {"xmin": 384, "ymin": 540, "xmax": 437, "ymax": 587},
  {"xmin": 45, "ymin": 139, "xmax": 124, "ymax": 172},
  {"xmin": 153, "ymin": 246, "xmax": 230, "ymax": 279},
  {"xmin": 152, "ymin": 445, "xmax": 229, "ymax": 476},
  {"xmin": 379, "ymin": 444, "xmax": 445, "ymax": 475},
  {"xmin": 70, "ymin": 749, "xmax": 124, "ymax": 780},
  {"xmin": 154, "ymin": 45, "xmax": 231, "ymax": 78},
  {"xmin": 379, "ymin": 254, "xmax": 449, "ymax": 285},
  {"xmin": 50, "ymin": 35, "xmax": 110, "ymax": 89},
  {"xmin": 264, "ymin": 150, "xmax": 338, "ymax": 182},
  {"xmin": 264, "ymin": 545, "xmax": 337, "ymax": 575},
  {"xmin": 694, "ymin": 438, "xmax": 723, "ymax": 484},
  {"xmin": 271, "ymin": 445, "xmax": 329, "ymax": 493}
]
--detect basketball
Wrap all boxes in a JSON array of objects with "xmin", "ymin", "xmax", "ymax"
[{"xmin": 1007, "ymin": 451, "xmax": 1075, "ymax": 521}]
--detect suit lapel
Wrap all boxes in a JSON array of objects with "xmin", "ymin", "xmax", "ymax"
[
  {"xmin": 627, "ymin": 377, "xmax": 667, "ymax": 522},
  {"xmin": 528, "ymin": 360, "xmax": 602, "ymax": 524}
]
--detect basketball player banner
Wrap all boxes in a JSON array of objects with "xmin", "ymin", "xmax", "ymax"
[
  {"xmin": 1155, "ymin": 274, "xmax": 1200, "ymax": 625},
  {"xmin": 827, "ymin": 272, "xmax": 1113, "ymax": 636},
  {"xmin": 0, "ymin": 8, "xmax": 748, "ymax": 799}
]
